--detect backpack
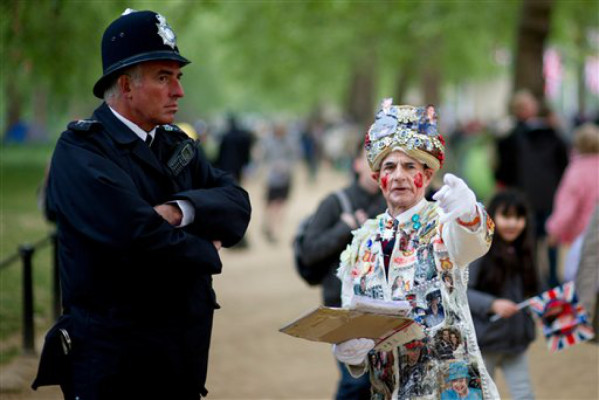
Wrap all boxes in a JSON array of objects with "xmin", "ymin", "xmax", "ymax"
[{"xmin": 293, "ymin": 190, "xmax": 353, "ymax": 286}]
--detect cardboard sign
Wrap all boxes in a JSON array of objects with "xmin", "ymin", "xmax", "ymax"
[{"xmin": 279, "ymin": 306, "xmax": 423, "ymax": 349}]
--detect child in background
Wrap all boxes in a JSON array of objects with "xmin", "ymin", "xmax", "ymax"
[{"xmin": 468, "ymin": 190, "xmax": 539, "ymax": 400}]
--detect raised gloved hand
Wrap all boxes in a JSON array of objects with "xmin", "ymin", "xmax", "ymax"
[
  {"xmin": 432, "ymin": 173, "xmax": 478, "ymax": 224},
  {"xmin": 332, "ymin": 338, "xmax": 375, "ymax": 365}
]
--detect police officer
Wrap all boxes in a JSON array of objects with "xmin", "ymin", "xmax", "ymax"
[{"xmin": 33, "ymin": 9, "xmax": 251, "ymax": 400}]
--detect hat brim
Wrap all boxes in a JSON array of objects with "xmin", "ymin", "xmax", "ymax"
[
  {"xmin": 93, "ymin": 51, "xmax": 190, "ymax": 98},
  {"xmin": 371, "ymin": 146, "xmax": 441, "ymax": 172}
]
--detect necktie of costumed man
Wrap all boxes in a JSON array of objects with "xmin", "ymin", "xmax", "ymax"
[{"xmin": 145, "ymin": 134, "xmax": 153, "ymax": 147}]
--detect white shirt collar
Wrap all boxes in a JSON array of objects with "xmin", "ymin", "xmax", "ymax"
[
  {"xmin": 386, "ymin": 198, "xmax": 428, "ymax": 225},
  {"xmin": 108, "ymin": 106, "xmax": 156, "ymax": 143}
]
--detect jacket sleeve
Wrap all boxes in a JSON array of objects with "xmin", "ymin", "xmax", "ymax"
[
  {"xmin": 545, "ymin": 164, "xmax": 579, "ymax": 243},
  {"xmin": 466, "ymin": 259, "xmax": 496, "ymax": 318},
  {"xmin": 441, "ymin": 204, "xmax": 494, "ymax": 267},
  {"xmin": 173, "ymin": 145, "xmax": 251, "ymax": 247},
  {"xmin": 494, "ymin": 134, "xmax": 518, "ymax": 186},
  {"xmin": 300, "ymin": 194, "xmax": 353, "ymax": 266},
  {"xmin": 48, "ymin": 134, "xmax": 221, "ymax": 272}
]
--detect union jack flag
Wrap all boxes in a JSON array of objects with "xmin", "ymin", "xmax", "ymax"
[{"xmin": 528, "ymin": 282, "xmax": 595, "ymax": 353}]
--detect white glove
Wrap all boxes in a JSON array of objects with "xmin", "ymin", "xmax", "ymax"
[
  {"xmin": 432, "ymin": 173, "xmax": 477, "ymax": 224},
  {"xmin": 332, "ymin": 338, "xmax": 375, "ymax": 365}
]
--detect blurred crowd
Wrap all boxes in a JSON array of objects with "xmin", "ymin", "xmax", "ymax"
[{"xmin": 178, "ymin": 90, "xmax": 598, "ymax": 293}]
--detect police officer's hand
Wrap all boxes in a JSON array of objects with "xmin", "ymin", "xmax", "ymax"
[
  {"xmin": 332, "ymin": 338, "xmax": 375, "ymax": 365},
  {"xmin": 213, "ymin": 241, "xmax": 222, "ymax": 252},
  {"xmin": 154, "ymin": 204, "xmax": 183, "ymax": 226}
]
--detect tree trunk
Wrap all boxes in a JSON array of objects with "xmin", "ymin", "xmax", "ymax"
[
  {"xmin": 394, "ymin": 62, "xmax": 414, "ymax": 104},
  {"xmin": 513, "ymin": 0, "xmax": 554, "ymax": 102},
  {"xmin": 575, "ymin": 22, "xmax": 587, "ymax": 116},
  {"xmin": 421, "ymin": 63, "xmax": 442, "ymax": 106},
  {"xmin": 5, "ymin": 80, "xmax": 22, "ymax": 133},
  {"xmin": 30, "ymin": 86, "xmax": 49, "ymax": 142},
  {"xmin": 345, "ymin": 50, "xmax": 377, "ymax": 129},
  {"xmin": 4, "ymin": 1, "xmax": 24, "ymax": 136}
]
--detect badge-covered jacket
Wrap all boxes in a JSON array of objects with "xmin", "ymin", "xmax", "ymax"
[{"xmin": 337, "ymin": 199, "xmax": 499, "ymax": 400}]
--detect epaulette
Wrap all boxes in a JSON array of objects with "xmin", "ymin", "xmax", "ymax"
[
  {"xmin": 159, "ymin": 123, "xmax": 190, "ymax": 141},
  {"xmin": 160, "ymin": 123, "xmax": 185, "ymax": 134},
  {"xmin": 67, "ymin": 119, "xmax": 101, "ymax": 132}
]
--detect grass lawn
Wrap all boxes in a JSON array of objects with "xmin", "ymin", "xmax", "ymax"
[{"xmin": 0, "ymin": 143, "xmax": 57, "ymax": 363}]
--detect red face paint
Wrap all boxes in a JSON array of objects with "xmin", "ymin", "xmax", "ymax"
[
  {"xmin": 381, "ymin": 175, "xmax": 389, "ymax": 190},
  {"xmin": 414, "ymin": 172, "xmax": 423, "ymax": 188}
]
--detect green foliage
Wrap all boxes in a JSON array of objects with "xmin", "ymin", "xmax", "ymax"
[
  {"xmin": 1, "ymin": 1, "xmax": 596, "ymax": 130},
  {"xmin": 1, "ymin": 2, "xmax": 594, "ymax": 141},
  {"xmin": 0, "ymin": 144, "xmax": 55, "ymax": 359},
  {"xmin": 552, "ymin": 0, "xmax": 599, "ymax": 61}
]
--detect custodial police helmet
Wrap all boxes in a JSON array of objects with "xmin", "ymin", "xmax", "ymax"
[{"xmin": 93, "ymin": 9, "xmax": 190, "ymax": 98}]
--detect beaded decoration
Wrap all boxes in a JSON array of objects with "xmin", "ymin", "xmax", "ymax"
[{"xmin": 365, "ymin": 99, "xmax": 446, "ymax": 172}]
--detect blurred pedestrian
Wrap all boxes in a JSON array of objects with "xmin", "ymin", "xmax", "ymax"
[
  {"xmin": 575, "ymin": 206, "xmax": 599, "ymax": 342},
  {"xmin": 468, "ymin": 190, "xmax": 538, "ymax": 400},
  {"xmin": 216, "ymin": 114, "xmax": 255, "ymax": 183},
  {"xmin": 300, "ymin": 144, "xmax": 385, "ymax": 399},
  {"xmin": 333, "ymin": 100, "xmax": 499, "ymax": 399},
  {"xmin": 300, "ymin": 115, "xmax": 324, "ymax": 182},
  {"xmin": 495, "ymin": 90, "xmax": 569, "ymax": 288},
  {"xmin": 33, "ymin": 9, "xmax": 251, "ymax": 400},
  {"xmin": 546, "ymin": 123, "xmax": 599, "ymax": 281},
  {"xmin": 261, "ymin": 122, "xmax": 297, "ymax": 243}
]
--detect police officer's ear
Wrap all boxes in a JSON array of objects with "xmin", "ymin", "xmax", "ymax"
[{"xmin": 117, "ymin": 74, "xmax": 135, "ymax": 99}]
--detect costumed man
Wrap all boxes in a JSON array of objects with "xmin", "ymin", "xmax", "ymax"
[
  {"xmin": 32, "ymin": 9, "xmax": 251, "ymax": 400},
  {"xmin": 333, "ymin": 99, "xmax": 499, "ymax": 399}
]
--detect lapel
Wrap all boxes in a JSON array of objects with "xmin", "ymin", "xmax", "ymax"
[{"xmin": 93, "ymin": 103, "xmax": 167, "ymax": 177}]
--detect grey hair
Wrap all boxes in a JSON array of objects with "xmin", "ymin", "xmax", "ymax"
[{"xmin": 103, "ymin": 64, "xmax": 143, "ymax": 102}]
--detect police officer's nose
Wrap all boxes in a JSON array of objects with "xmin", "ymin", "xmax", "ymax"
[{"xmin": 171, "ymin": 79, "xmax": 184, "ymax": 98}]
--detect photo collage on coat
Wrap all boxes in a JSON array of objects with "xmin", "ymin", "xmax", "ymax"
[{"xmin": 354, "ymin": 208, "xmax": 487, "ymax": 399}]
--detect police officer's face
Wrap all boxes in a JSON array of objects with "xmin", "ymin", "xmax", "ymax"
[{"xmin": 126, "ymin": 60, "xmax": 184, "ymax": 130}]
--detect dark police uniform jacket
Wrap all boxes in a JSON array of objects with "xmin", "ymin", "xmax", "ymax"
[{"xmin": 44, "ymin": 103, "xmax": 251, "ymax": 399}]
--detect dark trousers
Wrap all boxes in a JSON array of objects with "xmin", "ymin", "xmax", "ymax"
[{"xmin": 335, "ymin": 360, "xmax": 371, "ymax": 400}]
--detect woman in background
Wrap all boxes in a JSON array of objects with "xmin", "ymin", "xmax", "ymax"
[{"xmin": 468, "ymin": 190, "xmax": 538, "ymax": 400}]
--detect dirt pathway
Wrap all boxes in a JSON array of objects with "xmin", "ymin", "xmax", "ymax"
[{"xmin": 3, "ymin": 165, "xmax": 598, "ymax": 399}]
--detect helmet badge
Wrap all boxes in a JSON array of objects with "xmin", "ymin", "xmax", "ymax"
[{"xmin": 156, "ymin": 14, "xmax": 176, "ymax": 49}]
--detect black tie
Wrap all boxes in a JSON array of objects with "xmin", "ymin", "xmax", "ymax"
[{"xmin": 145, "ymin": 134, "xmax": 152, "ymax": 147}]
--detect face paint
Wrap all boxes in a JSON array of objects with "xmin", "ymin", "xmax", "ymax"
[
  {"xmin": 381, "ymin": 175, "xmax": 389, "ymax": 190},
  {"xmin": 414, "ymin": 172, "xmax": 423, "ymax": 188}
]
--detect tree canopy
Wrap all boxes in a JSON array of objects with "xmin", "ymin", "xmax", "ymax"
[{"xmin": 1, "ymin": 0, "xmax": 597, "ymax": 135}]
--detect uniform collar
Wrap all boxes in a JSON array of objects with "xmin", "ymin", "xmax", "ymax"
[{"xmin": 108, "ymin": 106, "xmax": 156, "ymax": 144}]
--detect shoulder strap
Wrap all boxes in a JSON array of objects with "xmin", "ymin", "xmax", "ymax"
[
  {"xmin": 67, "ymin": 119, "xmax": 101, "ymax": 133},
  {"xmin": 334, "ymin": 190, "xmax": 353, "ymax": 214}
]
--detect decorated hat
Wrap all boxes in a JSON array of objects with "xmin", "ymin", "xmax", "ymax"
[
  {"xmin": 364, "ymin": 99, "xmax": 445, "ymax": 171},
  {"xmin": 446, "ymin": 361, "xmax": 469, "ymax": 382},
  {"xmin": 93, "ymin": 9, "xmax": 190, "ymax": 98}
]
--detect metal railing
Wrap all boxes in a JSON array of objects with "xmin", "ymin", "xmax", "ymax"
[{"xmin": 0, "ymin": 231, "xmax": 61, "ymax": 354}]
